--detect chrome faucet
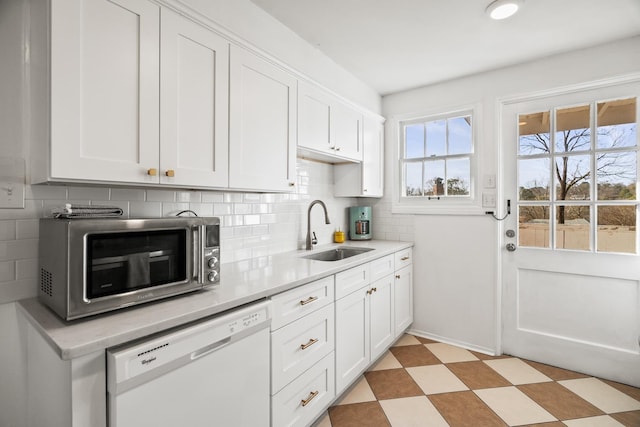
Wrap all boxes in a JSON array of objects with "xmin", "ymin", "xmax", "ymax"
[{"xmin": 306, "ymin": 200, "xmax": 331, "ymax": 250}]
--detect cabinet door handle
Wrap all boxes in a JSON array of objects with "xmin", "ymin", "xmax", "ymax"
[
  {"xmin": 335, "ymin": 147, "xmax": 341, "ymax": 151},
  {"xmin": 401, "ymin": 256, "xmax": 410, "ymax": 261},
  {"xmin": 165, "ymin": 169, "xmax": 175, "ymax": 177},
  {"xmin": 289, "ymin": 182, "xmax": 296, "ymax": 187},
  {"xmin": 366, "ymin": 288, "xmax": 375, "ymax": 295},
  {"xmin": 300, "ymin": 390, "xmax": 319, "ymax": 407},
  {"xmin": 372, "ymin": 287, "xmax": 377, "ymax": 293},
  {"xmin": 395, "ymin": 274, "xmax": 401, "ymax": 279},
  {"xmin": 300, "ymin": 338, "xmax": 318, "ymax": 350},
  {"xmin": 299, "ymin": 296, "xmax": 318, "ymax": 306},
  {"xmin": 147, "ymin": 168, "xmax": 157, "ymax": 176}
]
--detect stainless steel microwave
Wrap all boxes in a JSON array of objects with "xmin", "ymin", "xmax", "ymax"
[{"xmin": 38, "ymin": 217, "xmax": 220, "ymax": 320}]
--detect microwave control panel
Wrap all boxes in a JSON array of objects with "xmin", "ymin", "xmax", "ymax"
[{"xmin": 204, "ymin": 247, "xmax": 220, "ymax": 283}]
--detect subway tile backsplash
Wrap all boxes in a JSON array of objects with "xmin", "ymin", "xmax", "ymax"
[{"xmin": 0, "ymin": 159, "xmax": 362, "ymax": 304}]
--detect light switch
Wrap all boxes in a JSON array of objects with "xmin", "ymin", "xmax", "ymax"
[
  {"xmin": 0, "ymin": 157, "xmax": 25, "ymax": 209},
  {"xmin": 483, "ymin": 174, "xmax": 496, "ymax": 189},
  {"xmin": 482, "ymin": 192, "xmax": 496, "ymax": 208}
]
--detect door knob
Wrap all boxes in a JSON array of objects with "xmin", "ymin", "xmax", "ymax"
[
  {"xmin": 506, "ymin": 229, "xmax": 515, "ymax": 238},
  {"xmin": 506, "ymin": 243, "xmax": 516, "ymax": 252}
]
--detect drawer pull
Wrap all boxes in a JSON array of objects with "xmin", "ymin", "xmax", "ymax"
[
  {"xmin": 301, "ymin": 390, "xmax": 319, "ymax": 407},
  {"xmin": 366, "ymin": 287, "xmax": 377, "ymax": 295},
  {"xmin": 300, "ymin": 338, "xmax": 319, "ymax": 350},
  {"xmin": 401, "ymin": 256, "xmax": 410, "ymax": 261},
  {"xmin": 396, "ymin": 274, "xmax": 401, "ymax": 279},
  {"xmin": 299, "ymin": 296, "xmax": 318, "ymax": 306}
]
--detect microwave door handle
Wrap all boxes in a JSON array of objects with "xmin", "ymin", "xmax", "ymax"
[{"xmin": 194, "ymin": 225, "xmax": 205, "ymax": 284}]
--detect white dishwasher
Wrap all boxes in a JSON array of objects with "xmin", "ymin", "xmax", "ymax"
[{"xmin": 107, "ymin": 300, "xmax": 271, "ymax": 427}]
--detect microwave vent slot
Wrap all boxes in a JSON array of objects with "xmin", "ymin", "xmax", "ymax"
[{"xmin": 40, "ymin": 268, "xmax": 53, "ymax": 297}]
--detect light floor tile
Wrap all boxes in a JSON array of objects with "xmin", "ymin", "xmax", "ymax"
[
  {"xmin": 559, "ymin": 378, "xmax": 640, "ymax": 414},
  {"xmin": 393, "ymin": 334, "xmax": 422, "ymax": 346},
  {"xmin": 425, "ymin": 342, "xmax": 479, "ymax": 363},
  {"xmin": 563, "ymin": 415, "xmax": 625, "ymax": 427},
  {"xmin": 475, "ymin": 386, "xmax": 557, "ymax": 426},
  {"xmin": 369, "ymin": 351, "xmax": 403, "ymax": 371},
  {"xmin": 406, "ymin": 365, "xmax": 468, "ymax": 395},
  {"xmin": 380, "ymin": 396, "xmax": 449, "ymax": 427},
  {"xmin": 484, "ymin": 357, "xmax": 553, "ymax": 385},
  {"xmin": 336, "ymin": 377, "xmax": 376, "ymax": 405}
]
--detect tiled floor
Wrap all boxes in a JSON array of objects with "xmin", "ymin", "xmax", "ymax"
[{"xmin": 315, "ymin": 334, "xmax": 640, "ymax": 427}]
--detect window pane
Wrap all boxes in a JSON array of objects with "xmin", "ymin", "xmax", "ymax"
[
  {"xmin": 556, "ymin": 205, "xmax": 590, "ymax": 251},
  {"xmin": 405, "ymin": 124, "xmax": 424, "ymax": 159},
  {"xmin": 519, "ymin": 112, "xmax": 550, "ymax": 155},
  {"xmin": 556, "ymin": 105, "xmax": 591, "ymax": 153},
  {"xmin": 519, "ymin": 205, "xmax": 550, "ymax": 248},
  {"xmin": 404, "ymin": 162, "xmax": 423, "ymax": 196},
  {"xmin": 448, "ymin": 116, "xmax": 472, "ymax": 155},
  {"xmin": 426, "ymin": 120, "xmax": 446, "ymax": 157},
  {"xmin": 597, "ymin": 98, "xmax": 637, "ymax": 149},
  {"xmin": 519, "ymin": 158, "xmax": 550, "ymax": 201},
  {"xmin": 597, "ymin": 151, "xmax": 636, "ymax": 200},
  {"xmin": 446, "ymin": 157, "xmax": 470, "ymax": 195},
  {"xmin": 424, "ymin": 159, "xmax": 445, "ymax": 196},
  {"xmin": 597, "ymin": 205, "xmax": 636, "ymax": 253},
  {"xmin": 555, "ymin": 155, "xmax": 590, "ymax": 201}
]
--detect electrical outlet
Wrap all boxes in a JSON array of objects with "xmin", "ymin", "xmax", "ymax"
[
  {"xmin": 0, "ymin": 157, "xmax": 25, "ymax": 209},
  {"xmin": 482, "ymin": 192, "xmax": 496, "ymax": 208}
]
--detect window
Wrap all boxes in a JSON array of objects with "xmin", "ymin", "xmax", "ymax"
[
  {"xmin": 394, "ymin": 109, "xmax": 478, "ymax": 214},
  {"xmin": 517, "ymin": 97, "xmax": 638, "ymax": 254}
]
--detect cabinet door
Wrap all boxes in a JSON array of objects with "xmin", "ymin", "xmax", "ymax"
[
  {"xmin": 298, "ymin": 81, "xmax": 332, "ymax": 153},
  {"xmin": 229, "ymin": 45, "xmax": 297, "ymax": 191},
  {"xmin": 160, "ymin": 10, "xmax": 229, "ymax": 187},
  {"xmin": 332, "ymin": 101, "xmax": 362, "ymax": 161},
  {"xmin": 394, "ymin": 265, "xmax": 413, "ymax": 337},
  {"xmin": 335, "ymin": 287, "xmax": 370, "ymax": 394},
  {"xmin": 370, "ymin": 275, "xmax": 394, "ymax": 361},
  {"xmin": 50, "ymin": 0, "xmax": 160, "ymax": 184},
  {"xmin": 361, "ymin": 118, "xmax": 384, "ymax": 197}
]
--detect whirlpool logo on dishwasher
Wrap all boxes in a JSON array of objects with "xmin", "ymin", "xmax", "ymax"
[{"xmin": 141, "ymin": 356, "xmax": 157, "ymax": 366}]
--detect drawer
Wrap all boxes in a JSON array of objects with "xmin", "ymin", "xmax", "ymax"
[
  {"xmin": 271, "ymin": 276, "xmax": 334, "ymax": 330},
  {"xmin": 369, "ymin": 254, "xmax": 394, "ymax": 283},
  {"xmin": 272, "ymin": 352, "xmax": 335, "ymax": 427},
  {"xmin": 394, "ymin": 248, "xmax": 413, "ymax": 270},
  {"xmin": 271, "ymin": 304, "xmax": 334, "ymax": 394},
  {"xmin": 335, "ymin": 263, "xmax": 370, "ymax": 300}
]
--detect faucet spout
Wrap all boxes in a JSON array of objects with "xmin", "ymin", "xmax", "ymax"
[{"xmin": 306, "ymin": 200, "xmax": 330, "ymax": 250}]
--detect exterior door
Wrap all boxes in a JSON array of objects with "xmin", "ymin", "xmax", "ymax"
[{"xmin": 500, "ymin": 79, "xmax": 640, "ymax": 386}]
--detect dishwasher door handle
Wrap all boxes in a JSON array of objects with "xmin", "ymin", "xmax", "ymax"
[{"xmin": 191, "ymin": 336, "xmax": 231, "ymax": 360}]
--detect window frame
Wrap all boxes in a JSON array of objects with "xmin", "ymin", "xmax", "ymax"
[{"xmin": 392, "ymin": 104, "xmax": 484, "ymax": 215}]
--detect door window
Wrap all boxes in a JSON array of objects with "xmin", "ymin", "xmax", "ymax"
[{"xmin": 517, "ymin": 97, "xmax": 638, "ymax": 253}]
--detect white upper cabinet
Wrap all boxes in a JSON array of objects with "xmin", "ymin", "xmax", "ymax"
[
  {"xmin": 334, "ymin": 115, "xmax": 384, "ymax": 197},
  {"xmin": 298, "ymin": 81, "xmax": 363, "ymax": 163},
  {"xmin": 160, "ymin": 9, "xmax": 229, "ymax": 187},
  {"xmin": 229, "ymin": 45, "xmax": 297, "ymax": 191},
  {"xmin": 47, "ymin": 0, "xmax": 160, "ymax": 185}
]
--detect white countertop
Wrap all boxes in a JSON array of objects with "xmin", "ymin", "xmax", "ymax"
[{"xmin": 18, "ymin": 240, "xmax": 413, "ymax": 360}]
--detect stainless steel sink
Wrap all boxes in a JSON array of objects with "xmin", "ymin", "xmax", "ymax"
[{"xmin": 302, "ymin": 247, "xmax": 374, "ymax": 262}]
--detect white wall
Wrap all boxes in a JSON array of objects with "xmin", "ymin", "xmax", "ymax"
[{"xmin": 376, "ymin": 36, "xmax": 640, "ymax": 353}]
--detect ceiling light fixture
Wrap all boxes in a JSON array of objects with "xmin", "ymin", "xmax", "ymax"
[{"xmin": 485, "ymin": 0, "xmax": 521, "ymax": 20}]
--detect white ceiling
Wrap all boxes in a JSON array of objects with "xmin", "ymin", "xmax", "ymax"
[{"xmin": 249, "ymin": 0, "xmax": 640, "ymax": 96}]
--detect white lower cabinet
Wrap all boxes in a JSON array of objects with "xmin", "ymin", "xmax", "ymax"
[
  {"xmin": 270, "ymin": 277, "xmax": 336, "ymax": 426},
  {"xmin": 335, "ymin": 257, "xmax": 395, "ymax": 395},
  {"xmin": 272, "ymin": 352, "xmax": 335, "ymax": 427},
  {"xmin": 394, "ymin": 249, "xmax": 414, "ymax": 337}
]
